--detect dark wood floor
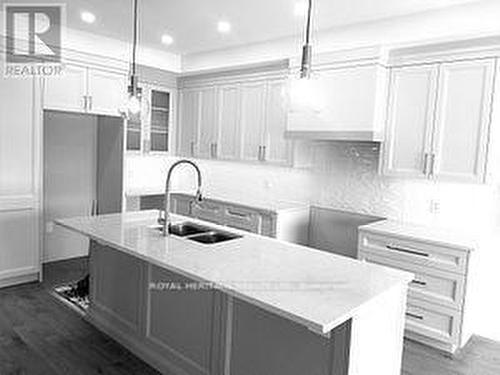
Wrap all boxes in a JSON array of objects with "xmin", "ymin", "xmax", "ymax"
[{"xmin": 1, "ymin": 258, "xmax": 499, "ymax": 375}]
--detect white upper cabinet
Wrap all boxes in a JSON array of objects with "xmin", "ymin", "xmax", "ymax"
[
  {"xmin": 197, "ymin": 87, "xmax": 218, "ymax": 159},
  {"xmin": 383, "ymin": 65, "xmax": 438, "ymax": 178},
  {"xmin": 264, "ymin": 80, "xmax": 289, "ymax": 164},
  {"xmin": 177, "ymin": 67, "xmax": 301, "ymax": 166},
  {"xmin": 240, "ymin": 82, "xmax": 267, "ymax": 162},
  {"xmin": 44, "ymin": 64, "xmax": 127, "ymax": 116},
  {"xmin": 44, "ymin": 64, "xmax": 88, "ymax": 113},
  {"xmin": 178, "ymin": 89, "xmax": 200, "ymax": 157},
  {"xmin": 383, "ymin": 57, "xmax": 496, "ymax": 183},
  {"xmin": 217, "ymin": 84, "xmax": 241, "ymax": 160},
  {"xmin": 87, "ymin": 68, "xmax": 127, "ymax": 116},
  {"xmin": 432, "ymin": 60, "xmax": 495, "ymax": 183}
]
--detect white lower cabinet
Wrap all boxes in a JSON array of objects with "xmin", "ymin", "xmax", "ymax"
[
  {"xmin": 0, "ymin": 72, "xmax": 40, "ymax": 288},
  {"xmin": 358, "ymin": 222, "xmax": 473, "ymax": 354},
  {"xmin": 169, "ymin": 193, "xmax": 309, "ymax": 244}
]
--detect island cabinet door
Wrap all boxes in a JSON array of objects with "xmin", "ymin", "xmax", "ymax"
[
  {"xmin": 90, "ymin": 244, "xmax": 146, "ymax": 335},
  {"xmin": 227, "ymin": 298, "xmax": 350, "ymax": 375},
  {"xmin": 146, "ymin": 266, "xmax": 222, "ymax": 375}
]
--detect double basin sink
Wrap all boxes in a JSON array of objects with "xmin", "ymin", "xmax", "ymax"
[{"xmin": 154, "ymin": 221, "xmax": 242, "ymax": 245}]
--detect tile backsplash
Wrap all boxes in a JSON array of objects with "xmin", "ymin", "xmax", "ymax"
[
  {"xmin": 310, "ymin": 142, "xmax": 500, "ymax": 232},
  {"xmin": 126, "ymin": 142, "xmax": 500, "ymax": 232}
]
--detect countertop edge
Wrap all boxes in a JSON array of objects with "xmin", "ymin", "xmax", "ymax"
[{"xmin": 55, "ymin": 217, "xmax": 411, "ymax": 334}]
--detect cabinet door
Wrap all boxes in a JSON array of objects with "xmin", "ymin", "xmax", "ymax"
[
  {"xmin": 149, "ymin": 89, "xmax": 171, "ymax": 153},
  {"xmin": 217, "ymin": 84, "xmax": 241, "ymax": 160},
  {"xmin": 432, "ymin": 59, "xmax": 495, "ymax": 183},
  {"xmin": 44, "ymin": 64, "xmax": 87, "ymax": 113},
  {"xmin": 264, "ymin": 80, "xmax": 289, "ymax": 164},
  {"xmin": 197, "ymin": 87, "xmax": 218, "ymax": 159},
  {"xmin": 87, "ymin": 68, "xmax": 127, "ymax": 116},
  {"xmin": 240, "ymin": 82, "xmax": 266, "ymax": 162},
  {"xmin": 383, "ymin": 65, "xmax": 438, "ymax": 178},
  {"xmin": 178, "ymin": 89, "xmax": 200, "ymax": 157}
]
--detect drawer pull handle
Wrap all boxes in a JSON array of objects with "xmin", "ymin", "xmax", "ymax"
[
  {"xmin": 411, "ymin": 280, "xmax": 427, "ymax": 287},
  {"xmin": 406, "ymin": 312, "xmax": 424, "ymax": 321},
  {"xmin": 227, "ymin": 209, "xmax": 250, "ymax": 219},
  {"xmin": 386, "ymin": 245, "xmax": 429, "ymax": 258}
]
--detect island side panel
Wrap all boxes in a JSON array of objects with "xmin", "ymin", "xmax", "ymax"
[
  {"xmin": 348, "ymin": 284, "xmax": 408, "ymax": 375},
  {"xmin": 89, "ymin": 241, "xmax": 146, "ymax": 335},
  {"xmin": 227, "ymin": 297, "xmax": 351, "ymax": 375}
]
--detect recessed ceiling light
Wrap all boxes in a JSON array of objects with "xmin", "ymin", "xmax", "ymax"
[
  {"xmin": 294, "ymin": 2, "xmax": 308, "ymax": 17},
  {"xmin": 161, "ymin": 34, "xmax": 174, "ymax": 45},
  {"xmin": 81, "ymin": 11, "xmax": 96, "ymax": 24},
  {"xmin": 217, "ymin": 21, "xmax": 231, "ymax": 33}
]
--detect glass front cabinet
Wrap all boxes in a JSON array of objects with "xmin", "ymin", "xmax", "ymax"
[{"xmin": 126, "ymin": 84, "xmax": 174, "ymax": 154}]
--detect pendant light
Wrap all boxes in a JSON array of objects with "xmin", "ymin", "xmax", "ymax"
[
  {"xmin": 300, "ymin": 0, "xmax": 313, "ymax": 79},
  {"xmin": 290, "ymin": 0, "xmax": 323, "ymax": 112},
  {"xmin": 124, "ymin": 0, "xmax": 142, "ymax": 117}
]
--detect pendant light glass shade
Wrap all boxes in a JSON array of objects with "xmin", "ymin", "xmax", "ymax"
[
  {"xmin": 126, "ymin": 74, "xmax": 142, "ymax": 116},
  {"xmin": 121, "ymin": 0, "xmax": 143, "ymax": 119}
]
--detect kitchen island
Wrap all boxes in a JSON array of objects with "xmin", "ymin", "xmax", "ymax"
[{"xmin": 56, "ymin": 210, "xmax": 412, "ymax": 375}]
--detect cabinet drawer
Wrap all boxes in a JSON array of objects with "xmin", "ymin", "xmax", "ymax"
[
  {"xmin": 359, "ymin": 232, "xmax": 468, "ymax": 274},
  {"xmin": 223, "ymin": 206, "xmax": 262, "ymax": 234},
  {"xmin": 405, "ymin": 299, "xmax": 461, "ymax": 345},
  {"xmin": 191, "ymin": 202, "xmax": 223, "ymax": 224},
  {"xmin": 359, "ymin": 250, "xmax": 465, "ymax": 310}
]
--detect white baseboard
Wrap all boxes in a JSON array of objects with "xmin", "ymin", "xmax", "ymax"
[{"xmin": 0, "ymin": 267, "xmax": 39, "ymax": 288}]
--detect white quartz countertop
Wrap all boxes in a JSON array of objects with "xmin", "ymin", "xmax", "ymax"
[{"xmin": 56, "ymin": 210, "xmax": 412, "ymax": 334}]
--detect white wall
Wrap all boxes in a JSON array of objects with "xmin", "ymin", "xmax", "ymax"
[{"xmin": 182, "ymin": 0, "xmax": 500, "ymax": 72}]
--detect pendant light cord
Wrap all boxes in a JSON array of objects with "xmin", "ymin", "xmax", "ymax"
[
  {"xmin": 304, "ymin": 0, "xmax": 313, "ymax": 46},
  {"xmin": 131, "ymin": 0, "xmax": 138, "ymax": 76},
  {"xmin": 300, "ymin": 0, "xmax": 313, "ymax": 78}
]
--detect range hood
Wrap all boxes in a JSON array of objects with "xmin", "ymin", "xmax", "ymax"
[{"xmin": 285, "ymin": 47, "xmax": 388, "ymax": 143}]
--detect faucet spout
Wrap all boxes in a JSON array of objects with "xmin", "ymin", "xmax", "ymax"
[{"xmin": 162, "ymin": 159, "xmax": 203, "ymax": 237}]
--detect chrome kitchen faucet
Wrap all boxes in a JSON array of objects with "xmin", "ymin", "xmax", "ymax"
[{"xmin": 160, "ymin": 159, "xmax": 203, "ymax": 236}]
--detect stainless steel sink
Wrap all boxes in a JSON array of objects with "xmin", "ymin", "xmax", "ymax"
[
  {"xmin": 187, "ymin": 230, "xmax": 242, "ymax": 244},
  {"xmin": 169, "ymin": 222, "xmax": 211, "ymax": 237},
  {"xmin": 151, "ymin": 221, "xmax": 242, "ymax": 245}
]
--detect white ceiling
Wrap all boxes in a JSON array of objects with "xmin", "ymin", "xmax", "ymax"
[{"xmin": 13, "ymin": 0, "xmax": 485, "ymax": 55}]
